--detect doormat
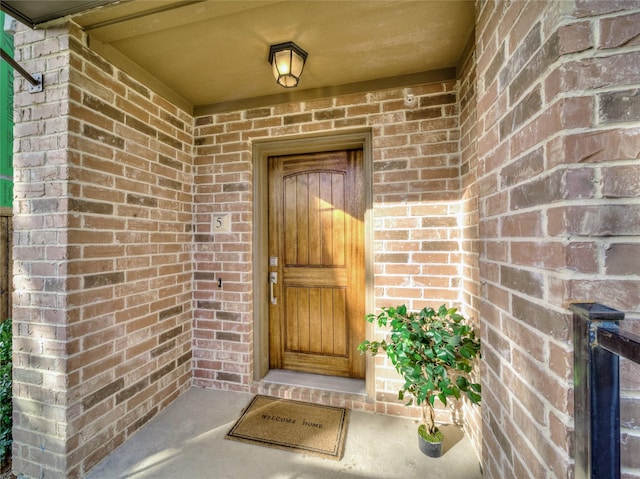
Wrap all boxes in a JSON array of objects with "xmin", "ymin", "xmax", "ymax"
[{"xmin": 225, "ymin": 395, "xmax": 350, "ymax": 460}]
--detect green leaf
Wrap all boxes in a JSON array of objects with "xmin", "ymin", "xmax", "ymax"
[
  {"xmin": 467, "ymin": 390, "xmax": 481, "ymax": 404},
  {"xmin": 456, "ymin": 376, "xmax": 469, "ymax": 390},
  {"xmin": 446, "ymin": 334, "xmax": 461, "ymax": 346},
  {"xmin": 456, "ymin": 361, "xmax": 471, "ymax": 373},
  {"xmin": 436, "ymin": 348, "xmax": 454, "ymax": 363},
  {"xmin": 459, "ymin": 344, "xmax": 475, "ymax": 359}
]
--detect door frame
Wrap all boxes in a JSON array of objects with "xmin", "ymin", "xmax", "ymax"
[{"xmin": 252, "ymin": 130, "xmax": 374, "ymax": 391}]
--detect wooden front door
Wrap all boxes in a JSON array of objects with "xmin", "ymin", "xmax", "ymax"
[{"xmin": 268, "ymin": 149, "xmax": 365, "ymax": 378}]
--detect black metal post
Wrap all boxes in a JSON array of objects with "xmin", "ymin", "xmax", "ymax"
[{"xmin": 571, "ymin": 302, "xmax": 625, "ymax": 479}]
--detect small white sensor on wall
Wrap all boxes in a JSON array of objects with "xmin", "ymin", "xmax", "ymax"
[{"xmin": 404, "ymin": 92, "xmax": 416, "ymax": 107}]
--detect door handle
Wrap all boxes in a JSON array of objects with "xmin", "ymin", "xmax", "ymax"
[{"xmin": 269, "ymin": 272, "xmax": 277, "ymax": 304}]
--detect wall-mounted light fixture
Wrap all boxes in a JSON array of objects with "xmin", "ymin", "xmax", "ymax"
[{"xmin": 268, "ymin": 41, "xmax": 308, "ymax": 88}]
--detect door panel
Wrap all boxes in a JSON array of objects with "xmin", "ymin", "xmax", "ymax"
[
  {"xmin": 283, "ymin": 286, "xmax": 347, "ymax": 355},
  {"xmin": 268, "ymin": 150, "xmax": 365, "ymax": 378}
]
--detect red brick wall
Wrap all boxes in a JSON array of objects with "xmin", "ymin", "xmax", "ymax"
[
  {"xmin": 476, "ymin": 1, "xmax": 640, "ymax": 478},
  {"xmin": 191, "ymin": 82, "xmax": 472, "ymax": 422},
  {"xmin": 9, "ymin": 3, "xmax": 640, "ymax": 478},
  {"xmin": 11, "ymin": 22, "xmax": 193, "ymax": 478},
  {"xmin": 11, "ymin": 19, "xmax": 475, "ymax": 475}
]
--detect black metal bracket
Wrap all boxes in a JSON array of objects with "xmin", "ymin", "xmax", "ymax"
[
  {"xmin": 1, "ymin": 47, "xmax": 43, "ymax": 93},
  {"xmin": 571, "ymin": 302, "xmax": 625, "ymax": 479}
]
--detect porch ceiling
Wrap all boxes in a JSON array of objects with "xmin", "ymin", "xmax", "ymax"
[{"xmin": 3, "ymin": 0, "xmax": 475, "ymax": 113}]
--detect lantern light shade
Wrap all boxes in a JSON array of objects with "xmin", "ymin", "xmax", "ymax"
[{"xmin": 268, "ymin": 42, "xmax": 308, "ymax": 88}]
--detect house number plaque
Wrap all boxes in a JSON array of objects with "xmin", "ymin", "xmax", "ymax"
[{"xmin": 212, "ymin": 213, "xmax": 231, "ymax": 232}]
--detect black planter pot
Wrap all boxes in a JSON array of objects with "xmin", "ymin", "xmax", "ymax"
[{"xmin": 418, "ymin": 434, "xmax": 443, "ymax": 458}]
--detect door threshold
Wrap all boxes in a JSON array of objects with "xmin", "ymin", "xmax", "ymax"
[{"xmin": 263, "ymin": 369, "xmax": 366, "ymax": 396}]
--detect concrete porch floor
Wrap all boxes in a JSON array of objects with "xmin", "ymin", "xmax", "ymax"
[{"xmin": 85, "ymin": 388, "xmax": 483, "ymax": 479}]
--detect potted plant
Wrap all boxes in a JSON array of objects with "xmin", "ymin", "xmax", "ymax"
[{"xmin": 358, "ymin": 304, "xmax": 481, "ymax": 457}]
